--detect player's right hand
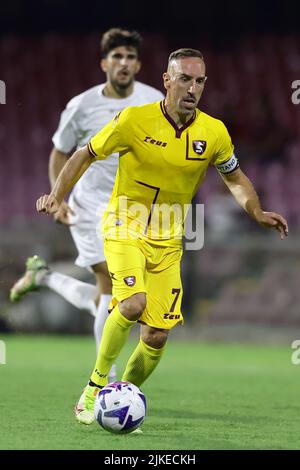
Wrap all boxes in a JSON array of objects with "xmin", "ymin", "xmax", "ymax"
[
  {"xmin": 53, "ymin": 200, "xmax": 75, "ymax": 225},
  {"xmin": 36, "ymin": 194, "xmax": 60, "ymax": 215}
]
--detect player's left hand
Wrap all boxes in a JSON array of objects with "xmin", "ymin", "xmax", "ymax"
[{"xmin": 257, "ymin": 211, "xmax": 288, "ymax": 239}]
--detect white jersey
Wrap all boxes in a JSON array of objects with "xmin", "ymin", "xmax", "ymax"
[{"xmin": 52, "ymin": 81, "xmax": 164, "ymax": 227}]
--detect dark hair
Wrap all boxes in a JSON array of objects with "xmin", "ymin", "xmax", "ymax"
[
  {"xmin": 168, "ymin": 48, "xmax": 204, "ymax": 63},
  {"xmin": 101, "ymin": 28, "xmax": 143, "ymax": 58}
]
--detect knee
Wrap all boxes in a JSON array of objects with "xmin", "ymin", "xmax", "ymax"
[
  {"xmin": 141, "ymin": 328, "xmax": 169, "ymax": 349},
  {"xmin": 120, "ymin": 293, "xmax": 146, "ymax": 321}
]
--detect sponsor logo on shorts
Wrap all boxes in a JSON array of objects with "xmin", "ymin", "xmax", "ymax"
[
  {"xmin": 163, "ymin": 313, "xmax": 180, "ymax": 320},
  {"xmin": 124, "ymin": 276, "xmax": 136, "ymax": 286},
  {"xmin": 193, "ymin": 140, "xmax": 207, "ymax": 155}
]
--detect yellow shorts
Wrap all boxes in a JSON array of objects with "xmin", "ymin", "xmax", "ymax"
[{"xmin": 104, "ymin": 238, "xmax": 183, "ymax": 330}]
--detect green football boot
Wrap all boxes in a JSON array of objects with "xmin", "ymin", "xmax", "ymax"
[
  {"xmin": 75, "ymin": 384, "xmax": 101, "ymax": 425},
  {"xmin": 10, "ymin": 255, "xmax": 48, "ymax": 302}
]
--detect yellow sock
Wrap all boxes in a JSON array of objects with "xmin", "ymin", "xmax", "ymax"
[
  {"xmin": 90, "ymin": 304, "xmax": 136, "ymax": 387},
  {"xmin": 122, "ymin": 338, "xmax": 166, "ymax": 387}
]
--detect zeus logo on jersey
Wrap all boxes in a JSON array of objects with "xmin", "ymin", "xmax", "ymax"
[
  {"xmin": 144, "ymin": 136, "xmax": 167, "ymax": 147},
  {"xmin": 216, "ymin": 153, "xmax": 239, "ymax": 174},
  {"xmin": 193, "ymin": 140, "xmax": 207, "ymax": 155}
]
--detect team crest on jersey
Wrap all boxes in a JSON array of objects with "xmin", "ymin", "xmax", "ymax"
[
  {"xmin": 193, "ymin": 140, "xmax": 207, "ymax": 155},
  {"xmin": 124, "ymin": 276, "xmax": 136, "ymax": 287}
]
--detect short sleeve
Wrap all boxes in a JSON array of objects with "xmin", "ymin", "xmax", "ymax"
[
  {"xmin": 212, "ymin": 121, "xmax": 239, "ymax": 174},
  {"xmin": 88, "ymin": 107, "xmax": 133, "ymax": 160},
  {"xmin": 52, "ymin": 98, "xmax": 79, "ymax": 153}
]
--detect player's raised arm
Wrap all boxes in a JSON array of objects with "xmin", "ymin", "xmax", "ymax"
[
  {"xmin": 220, "ymin": 167, "xmax": 288, "ymax": 239},
  {"xmin": 37, "ymin": 145, "xmax": 95, "ymax": 215}
]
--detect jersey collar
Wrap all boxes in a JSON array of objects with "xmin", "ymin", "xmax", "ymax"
[{"xmin": 160, "ymin": 100, "xmax": 196, "ymax": 138}]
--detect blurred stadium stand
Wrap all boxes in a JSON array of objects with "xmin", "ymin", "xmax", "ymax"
[{"xmin": 1, "ymin": 29, "xmax": 300, "ymax": 341}]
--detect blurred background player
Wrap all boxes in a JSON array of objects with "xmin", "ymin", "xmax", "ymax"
[
  {"xmin": 36, "ymin": 48, "xmax": 288, "ymax": 424},
  {"xmin": 10, "ymin": 27, "xmax": 164, "ymax": 381}
]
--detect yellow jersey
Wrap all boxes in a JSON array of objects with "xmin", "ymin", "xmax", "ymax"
[{"xmin": 88, "ymin": 100, "xmax": 238, "ymax": 245}]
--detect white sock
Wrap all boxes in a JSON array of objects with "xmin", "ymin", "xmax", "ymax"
[
  {"xmin": 41, "ymin": 271, "xmax": 97, "ymax": 317},
  {"xmin": 94, "ymin": 294, "xmax": 117, "ymax": 381}
]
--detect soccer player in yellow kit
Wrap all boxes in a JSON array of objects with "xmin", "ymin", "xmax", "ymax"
[{"xmin": 37, "ymin": 48, "xmax": 288, "ymax": 425}]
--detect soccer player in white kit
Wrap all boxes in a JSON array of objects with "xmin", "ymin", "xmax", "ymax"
[{"xmin": 10, "ymin": 28, "xmax": 164, "ymax": 381}]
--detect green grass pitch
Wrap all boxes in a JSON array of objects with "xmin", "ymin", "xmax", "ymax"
[{"xmin": 0, "ymin": 334, "xmax": 299, "ymax": 450}]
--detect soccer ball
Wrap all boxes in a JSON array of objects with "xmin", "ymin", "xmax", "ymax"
[{"xmin": 94, "ymin": 381, "xmax": 146, "ymax": 434}]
